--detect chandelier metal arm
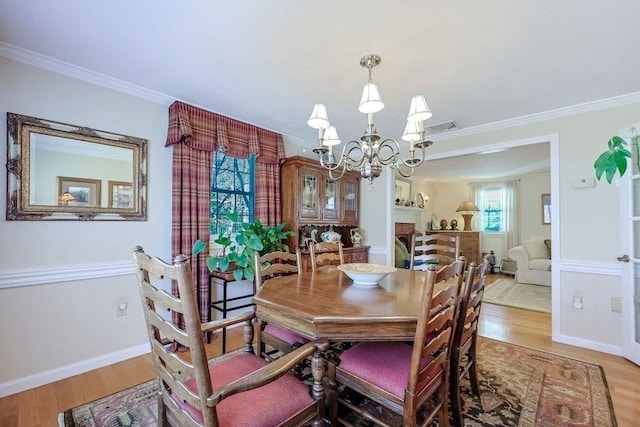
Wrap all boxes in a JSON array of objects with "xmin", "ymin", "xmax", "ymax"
[{"xmin": 308, "ymin": 54, "xmax": 435, "ymax": 183}]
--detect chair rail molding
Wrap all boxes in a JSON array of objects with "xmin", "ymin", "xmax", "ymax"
[{"xmin": 0, "ymin": 261, "xmax": 135, "ymax": 289}]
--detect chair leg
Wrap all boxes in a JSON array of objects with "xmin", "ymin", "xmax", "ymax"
[
  {"xmin": 157, "ymin": 392, "xmax": 167, "ymax": 427},
  {"xmin": 449, "ymin": 351, "xmax": 464, "ymax": 427},
  {"xmin": 468, "ymin": 341, "xmax": 481, "ymax": 397}
]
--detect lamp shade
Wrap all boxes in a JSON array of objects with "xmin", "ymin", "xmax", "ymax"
[
  {"xmin": 322, "ymin": 126, "xmax": 341, "ymax": 146},
  {"xmin": 358, "ymin": 83, "xmax": 384, "ymax": 114},
  {"xmin": 456, "ymin": 201, "xmax": 480, "ymax": 213},
  {"xmin": 401, "ymin": 120, "xmax": 424, "ymax": 142},
  {"xmin": 407, "ymin": 95, "xmax": 432, "ymax": 122},
  {"xmin": 58, "ymin": 192, "xmax": 76, "ymax": 205},
  {"xmin": 307, "ymin": 104, "xmax": 330, "ymax": 129}
]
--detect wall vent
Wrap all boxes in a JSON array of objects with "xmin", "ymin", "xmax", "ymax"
[{"xmin": 424, "ymin": 120, "xmax": 457, "ymax": 134}]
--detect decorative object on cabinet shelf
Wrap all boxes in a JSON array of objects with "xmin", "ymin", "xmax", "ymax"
[
  {"xmin": 450, "ymin": 219, "xmax": 458, "ymax": 230},
  {"xmin": 192, "ymin": 211, "xmax": 294, "ymax": 281},
  {"xmin": 439, "ymin": 219, "xmax": 448, "ymax": 230},
  {"xmin": 415, "ymin": 192, "xmax": 427, "ymax": 208},
  {"xmin": 456, "ymin": 201, "xmax": 480, "ymax": 231},
  {"xmin": 301, "ymin": 228, "xmax": 319, "ymax": 249},
  {"xmin": 321, "ymin": 225, "xmax": 342, "ymax": 244},
  {"xmin": 307, "ymin": 54, "xmax": 434, "ymax": 183},
  {"xmin": 350, "ymin": 228, "xmax": 364, "ymax": 246}
]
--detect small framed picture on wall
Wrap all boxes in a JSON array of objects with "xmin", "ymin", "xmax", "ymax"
[{"xmin": 541, "ymin": 193, "xmax": 551, "ymax": 224}]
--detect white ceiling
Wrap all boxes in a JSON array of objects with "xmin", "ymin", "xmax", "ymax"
[{"xmin": 2, "ymin": 1, "xmax": 639, "ymax": 180}]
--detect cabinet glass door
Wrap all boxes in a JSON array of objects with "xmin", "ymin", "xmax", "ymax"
[
  {"xmin": 323, "ymin": 178, "xmax": 339, "ymax": 220},
  {"xmin": 343, "ymin": 178, "xmax": 358, "ymax": 222},
  {"xmin": 300, "ymin": 171, "xmax": 320, "ymax": 219}
]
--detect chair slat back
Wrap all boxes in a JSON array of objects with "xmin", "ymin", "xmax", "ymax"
[
  {"xmin": 309, "ymin": 242, "xmax": 344, "ymax": 271},
  {"xmin": 454, "ymin": 259, "xmax": 489, "ymax": 353},
  {"xmin": 406, "ymin": 260, "xmax": 465, "ymax": 418},
  {"xmin": 254, "ymin": 250, "xmax": 302, "ymax": 290},
  {"xmin": 409, "ymin": 233, "xmax": 460, "ymax": 270},
  {"xmin": 133, "ymin": 246, "xmax": 218, "ymax": 426}
]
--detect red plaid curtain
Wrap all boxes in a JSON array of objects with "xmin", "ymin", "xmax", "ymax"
[{"xmin": 165, "ymin": 101, "xmax": 286, "ymax": 323}]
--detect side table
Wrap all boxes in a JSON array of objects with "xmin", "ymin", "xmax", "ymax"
[{"xmin": 500, "ymin": 259, "xmax": 517, "ymax": 276}]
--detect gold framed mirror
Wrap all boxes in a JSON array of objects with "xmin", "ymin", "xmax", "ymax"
[{"xmin": 6, "ymin": 113, "xmax": 147, "ymax": 220}]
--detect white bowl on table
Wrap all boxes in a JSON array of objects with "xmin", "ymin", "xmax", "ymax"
[{"xmin": 337, "ymin": 263, "xmax": 397, "ymax": 287}]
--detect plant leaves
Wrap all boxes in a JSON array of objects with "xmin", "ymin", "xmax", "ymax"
[
  {"xmin": 192, "ymin": 240, "xmax": 206, "ymax": 255},
  {"xmin": 236, "ymin": 252, "xmax": 249, "ymax": 268},
  {"xmin": 227, "ymin": 211, "xmax": 239, "ymax": 223},
  {"xmin": 233, "ymin": 268, "xmax": 245, "ymax": 282},
  {"xmin": 206, "ymin": 256, "xmax": 218, "ymax": 272},
  {"xmin": 218, "ymin": 258, "xmax": 230, "ymax": 272},
  {"xmin": 247, "ymin": 234, "xmax": 264, "ymax": 251}
]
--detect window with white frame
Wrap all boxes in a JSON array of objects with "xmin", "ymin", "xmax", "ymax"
[
  {"xmin": 478, "ymin": 184, "xmax": 505, "ymax": 232},
  {"xmin": 210, "ymin": 151, "xmax": 256, "ymax": 235}
]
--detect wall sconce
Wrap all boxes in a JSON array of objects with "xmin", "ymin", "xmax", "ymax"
[
  {"xmin": 58, "ymin": 192, "xmax": 76, "ymax": 205},
  {"xmin": 456, "ymin": 201, "xmax": 480, "ymax": 231}
]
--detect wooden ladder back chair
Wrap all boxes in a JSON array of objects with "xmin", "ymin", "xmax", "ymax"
[
  {"xmin": 449, "ymin": 258, "xmax": 489, "ymax": 427},
  {"xmin": 409, "ymin": 233, "xmax": 461, "ymax": 270},
  {"xmin": 328, "ymin": 259, "xmax": 465, "ymax": 427},
  {"xmin": 133, "ymin": 246, "xmax": 328, "ymax": 427},
  {"xmin": 254, "ymin": 250, "xmax": 310, "ymax": 362},
  {"xmin": 309, "ymin": 241, "xmax": 345, "ymax": 272}
]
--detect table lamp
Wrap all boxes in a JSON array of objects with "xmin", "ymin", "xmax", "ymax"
[
  {"xmin": 456, "ymin": 201, "xmax": 480, "ymax": 231},
  {"xmin": 58, "ymin": 192, "xmax": 76, "ymax": 205}
]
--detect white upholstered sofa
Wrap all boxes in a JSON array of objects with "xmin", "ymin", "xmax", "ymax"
[{"xmin": 506, "ymin": 239, "xmax": 551, "ymax": 286}]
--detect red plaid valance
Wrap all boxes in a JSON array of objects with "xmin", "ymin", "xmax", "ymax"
[{"xmin": 165, "ymin": 101, "xmax": 286, "ymax": 164}]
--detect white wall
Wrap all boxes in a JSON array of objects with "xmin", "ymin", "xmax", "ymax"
[
  {"xmin": 519, "ymin": 171, "xmax": 551, "ymax": 242},
  {"xmin": 424, "ymin": 103, "xmax": 640, "ymax": 354},
  {"xmin": 0, "ymin": 57, "xmax": 172, "ymax": 396}
]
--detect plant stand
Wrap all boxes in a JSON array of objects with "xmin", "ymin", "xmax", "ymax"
[{"xmin": 209, "ymin": 268, "xmax": 255, "ymax": 353}]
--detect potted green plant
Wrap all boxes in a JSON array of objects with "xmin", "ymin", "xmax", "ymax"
[
  {"xmin": 192, "ymin": 211, "xmax": 294, "ymax": 281},
  {"xmin": 594, "ymin": 127, "xmax": 638, "ymax": 184}
]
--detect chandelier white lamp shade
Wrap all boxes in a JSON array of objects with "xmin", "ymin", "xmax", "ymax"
[{"xmin": 307, "ymin": 54, "xmax": 434, "ymax": 183}]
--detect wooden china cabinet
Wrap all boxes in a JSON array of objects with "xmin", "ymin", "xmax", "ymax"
[{"xmin": 280, "ymin": 156, "xmax": 369, "ymax": 271}]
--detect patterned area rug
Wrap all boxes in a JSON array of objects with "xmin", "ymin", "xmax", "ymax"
[
  {"xmin": 59, "ymin": 338, "xmax": 616, "ymax": 427},
  {"xmin": 483, "ymin": 278, "xmax": 551, "ymax": 313}
]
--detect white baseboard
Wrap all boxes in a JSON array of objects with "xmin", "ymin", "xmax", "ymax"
[
  {"xmin": 556, "ymin": 334, "xmax": 623, "ymax": 357},
  {"xmin": 0, "ymin": 343, "xmax": 150, "ymax": 398}
]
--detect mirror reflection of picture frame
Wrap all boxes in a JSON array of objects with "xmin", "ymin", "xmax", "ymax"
[
  {"xmin": 57, "ymin": 176, "xmax": 101, "ymax": 207},
  {"xmin": 542, "ymin": 193, "xmax": 551, "ymax": 224},
  {"xmin": 394, "ymin": 178, "xmax": 411, "ymax": 204},
  {"xmin": 109, "ymin": 181, "xmax": 133, "ymax": 209}
]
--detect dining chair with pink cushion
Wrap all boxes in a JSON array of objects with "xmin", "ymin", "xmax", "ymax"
[
  {"xmin": 132, "ymin": 246, "xmax": 328, "ymax": 427},
  {"xmin": 328, "ymin": 260, "xmax": 465, "ymax": 426},
  {"xmin": 449, "ymin": 259, "xmax": 489, "ymax": 426},
  {"xmin": 254, "ymin": 250, "xmax": 310, "ymax": 362}
]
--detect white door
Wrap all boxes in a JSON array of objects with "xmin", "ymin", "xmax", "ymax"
[{"xmin": 619, "ymin": 123, "xmax": 640, "ymax": 365}]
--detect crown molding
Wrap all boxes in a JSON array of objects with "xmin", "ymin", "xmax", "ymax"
[
  {"xmin": 0, "ymin": 42, "xmax": 174, "ymax": 106},
  {"xmin": 431, "ymin": 91, "xmax": 640, "ymax": 141},
  {"xmin": 3, "ymin": 41, "xmax": 640, "ymax": 141}
]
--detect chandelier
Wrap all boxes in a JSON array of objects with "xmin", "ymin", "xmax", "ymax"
[{"xmin": 307, "ymin": 54, "xmax": 434, "ymax": 183}]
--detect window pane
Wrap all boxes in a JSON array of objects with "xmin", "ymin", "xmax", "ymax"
[
  {"xmin": 481, "ymin": 185, "xmax": 504, "ymax": 232},
  {"xmin": 210, "ymin": 152, "xmax": 255, "ymax": 235}
]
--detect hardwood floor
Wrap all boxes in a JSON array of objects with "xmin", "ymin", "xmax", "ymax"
[{"xmin": 2, "ymin": 273, "xmax": 639, "ymax": 426}]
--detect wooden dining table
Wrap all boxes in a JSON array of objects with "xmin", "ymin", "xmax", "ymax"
[{"xmin": 252, "ymin": 267, "xmax": 429, "ymax": 342}]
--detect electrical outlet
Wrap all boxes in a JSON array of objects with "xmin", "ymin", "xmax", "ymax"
[
  {"xmin": 116, "ymin": 296, "xmax": 128, "ymax": 317},
  {"xmin": 611, "ymin": 296, "xmax": 622, "ymax": 313},
  {"xmin": 572, "ymin": 296, "xmax": 583, "ymax": 310}
]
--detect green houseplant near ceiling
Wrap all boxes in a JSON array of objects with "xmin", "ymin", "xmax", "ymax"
[
  {"xmin": 594, "ymin": 127, "xmax": 638, "ymax": 184},
  {"xmin": 192, "ymin": 211, "xmax": 294, "ymax": 281}
]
